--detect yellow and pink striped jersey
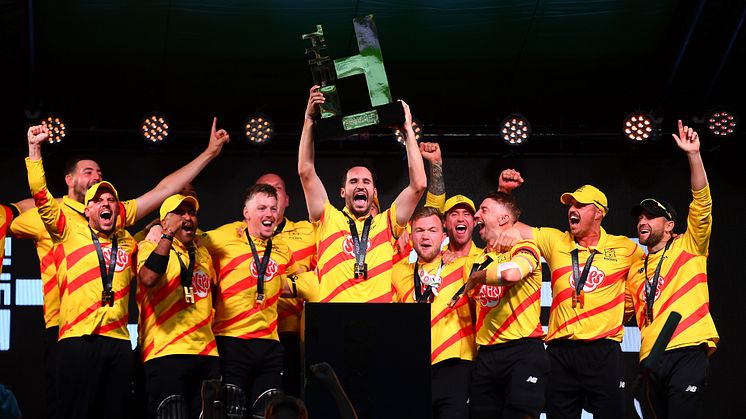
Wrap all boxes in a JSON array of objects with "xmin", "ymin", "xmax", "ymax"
[
  {"xmin": 275, "ymin": 218, "xmax": 317, "ymax": 333},
  {"xmin": 315, "ymin": 201, "xmax": 405, "ymax": 303},
  {"xmin": 0, "ymin": 204, "xmax": 19, "ymax": 275},
  {"xmin": 392, "ymin": 254, "xmax": 477, "ymax": 364},
  {"xmin": 11, "ymin": 192, "xmax": 136, "ymax": 329},
  {"xmin": 473, "ymin": 240, "xmax": 544, "ymax": 346},
  {"xmin": 136, "ymin": 239, "xmax": 218, "ymax": 362},
  {"xmin": 202, "ymin": 221, "xmax": 299, "ymax": 341},
  {"xmin": 534, "ymin": 225, "xmax": 644, "ymax": 342},
  {"xmin": 626, "ymin": 185, "xmax": 718, "ymax": 360},
  {"xmin": 26, "ymin": 158, "xmax": 136, "ymax": 342}
]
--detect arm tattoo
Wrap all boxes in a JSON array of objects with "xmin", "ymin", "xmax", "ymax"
[{"xmin": 428, "ymin": 162, "xmax": 445, "ymax": 196}]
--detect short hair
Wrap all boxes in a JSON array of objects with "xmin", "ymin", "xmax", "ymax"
[
  {"xmin": 264, "ymin": 395, "xmax": 308, "ymax": 419},
  {"xmin": 64, "ymin": 155, "xmax": 98, "ymax": 176},
  {"xmin": 410, "ymin": 206, "xmax": 444, "ymax": 226},
  {"xmin": 243, "ymin": 183, "xmax": 277, "ymax": 206},
  {"xmin": 341, "ymin": 162, "xmax": 377, "ymax": 187},
  {"xmin": 484, "ymin": 192, "xmax": 521, "ymax": 223}
]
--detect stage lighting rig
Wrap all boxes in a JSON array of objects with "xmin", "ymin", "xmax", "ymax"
[
  {"xmin": 706, "ymin": 109, "xmax": 737, "ymax": 137},
  {"xmin": 500, "ymin": 114, "xmax": 531, "ymax": 145},
  {"xmin": 245, "ymin": 114, "xmax": 274, "ymax": 144},
  {"xmin": 623, "ymin": 112, "xmax": 657, "ymax": 142},
  {"xmin": 393, "ymin": 117, "xmax": 423, "ymax": 145},
  {"xmin": 42, "ymin": 116, "xmax": 66, "ymax": 144},
  {"xmin": 140, "ymin": 113, "xmax": 171, "ymax": 143}
]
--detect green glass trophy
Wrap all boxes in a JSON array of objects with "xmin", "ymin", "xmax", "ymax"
[{"xmin": 303, "ymin": 15, "xmax": 405, "ymax": 139}]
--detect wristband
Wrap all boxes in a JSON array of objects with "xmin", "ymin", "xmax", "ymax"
[
  {"xmin": 161, "ymin": 233, "xmax": 174, "ymax": 242},
  {"xmin": 144, "ymin": 251, "xmax": 169, "ymax": 274}
]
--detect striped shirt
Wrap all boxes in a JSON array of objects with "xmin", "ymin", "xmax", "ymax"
[
  {"xmin": 534, "ymin": 226, "xmax": 644, "ymax": 342},
  {"xmin": 202, "ymin": 221, "xmax": 298, "ymax": 341},
  {"xmin": 0, "ymin": 204, "xmax": 19, "ymax": 275},
  {"xmin": 626, "ymin": 185, "xmax": 718, "ymax": 360},
  {"xmin": 136, "ymin": 238, "xmax": 218, "ymax": 362},
  {"xmin": 474, "ymin": 240, "xmax": 544, "ymax": 346},
  {"xmin": 315, "ymin": 201, "xmax": 405, "ymax": 302},
  {"xmin": 26, "ymin": 158, "xmax": 135, "ymax": 342},
  {"xmin": 275, "ymin": 218, "xmax": 317, "ymax": 333},
  {"xmin": 392, "ymin": 254, "xmax": 477, "ymax": 364}
]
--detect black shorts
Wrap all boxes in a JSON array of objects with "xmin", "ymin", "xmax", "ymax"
[
  {"xmin": 546, "ymin": 339, "xmax": 624, "ymax": 419},
  {"xmin": 215, "ymin": 337, "xmax": 284, "ymax": 404},
  {"xmin": 470, "ymin": 338, "xmax": 550, "ymax": 419},
  {"xmin": 432, "ymin": 358, "xmax": 472, "ymax": 419},
  {"xmin": 642, "ymin": 346, "xmax": 709, "ymax": 419},
  {"xmin": 144, "ymin": 354, "xmax": 220, "ymax": 419}
]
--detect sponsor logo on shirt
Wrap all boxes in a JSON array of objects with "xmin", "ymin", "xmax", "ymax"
[
  {"xmin": 250, "ymin": 258, "xmax": 279, "ymax": 281},
  {"xmin": 102, "ymin": 247, "xmax": 129, "ymax": 272},
  {"xmin": 478, "ymin": 285, "xmax": 504, "ymax": 308},
  {"xmin": 342, "ymin": 235, "xmax": 371, "ymax": 258},
  {"xmin": 568, "ymin": 266, "xmax": 606, "ymax": 292},
  {"xmin": 640, "ymin": 275, "xmax": 665, "ymax": 303},
  {"xmin": 193, "ymin": 269, "xmax": 210, "ymax": 298}
]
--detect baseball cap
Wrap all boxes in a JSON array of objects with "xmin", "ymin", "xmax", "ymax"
[
  {"xmin": 631, "ymin": 198, "xmax": 676, "ymax": 221},
  {"xmin": 84, "ymin": 181, "xmax": 119, "ymax": 204},
  {"xmin": 444, "ymin": 195, "xmax": 476, "ymax": 214},
  {"xmin": 160, "ymin": 194, "xmax": 200, "ymax": 220},
  {"xmin": 560, "ymin": 185, "xmax": 608, "ymax": 214}
]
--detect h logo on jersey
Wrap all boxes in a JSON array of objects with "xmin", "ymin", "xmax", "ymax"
[
  {"xmin": 568, "ymin": 266, "xmax": 606, "ymax": 292},
  {"xmin": 192, "ymin": 270, "xmax": 210, "ymax": 298},
  {"xmin": 250, "ymin": 258, "xmax": 279, "ymax": 281},
  {"xmin": 641, "ymin": 275, "xmax": 665, "ymax": 303},
  {"xmin": 102, "ymin": 247, "xmax": 129, "ymax": 273},
  {"xmin": 342, "ymin": 235, "xmax": 371, "ymax": 257},
  {"xmin": 478, "ymin": 285, "xmax": 504, "ymax": 308}
]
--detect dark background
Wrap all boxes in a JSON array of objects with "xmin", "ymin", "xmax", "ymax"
[{"xmin": 1, "ymin": 0, "xmax": 745, "ymax": 418}]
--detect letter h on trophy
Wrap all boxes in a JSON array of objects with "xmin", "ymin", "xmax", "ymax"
[{"xmin": 302, "ymin": 15, "xmax": 405, "ymax": 139}]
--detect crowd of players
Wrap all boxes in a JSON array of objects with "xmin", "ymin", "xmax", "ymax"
[{"xmin": 0, "ymin": 86, "xmax": 718, "ymax": 419}]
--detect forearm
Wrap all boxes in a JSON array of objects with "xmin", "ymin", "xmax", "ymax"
[
  {"xmin": 139, "ymin": 238, "xmax": 173, "ymax": 287},
  {"xmin": 298, "ymin": 118, "xmax": 326, "ymax": 221},
  {"xmin": 687, "ymin": 151, "xmax": 708, "ymax": 191},
  {"xmin": 404, "ymin": 130, "xmax": 427, "ymax": 193},
  {"xmin": 427, "ymin": 160, "xmax": 445, "ymax": 197}
]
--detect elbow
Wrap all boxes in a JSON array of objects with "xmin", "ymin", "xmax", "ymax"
[
  {"xmin": 138, "ymin": 273, "xmax": 158, "ymax": 288},
  {"xmin": 502, "ymin": 269, "xmax": 522, "ymax": 284}
]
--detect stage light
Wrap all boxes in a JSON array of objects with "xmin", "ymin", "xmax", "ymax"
[
  {"xmin": 42, "ymin": 116, "xmax": 66, "ymax": 144},
  {"xmin": 706, "ymin": 109, "xmax": 737, "ymax": 137},
  {"xmin": 623, "ymin": 112, "xmax": 656, "ymax": 142},
  {"xmin": 500, "ymin": 114, "xmax": 531, "ymax": 145},
  {"xmin": 245, "ymin": 114, "xmax": 274, "ymax": 144},
  {"xmin": 140, "ymin": 113, "xmax": 171, "ymax": 142},
  {"xmin": 393, "ymin": 118, "xmax": 423, "ymax": 145}
]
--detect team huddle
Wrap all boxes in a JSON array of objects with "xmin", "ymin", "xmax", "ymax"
[{"xmin": 0, "ymin": 86, "xmax": 718, "ymax": 419}]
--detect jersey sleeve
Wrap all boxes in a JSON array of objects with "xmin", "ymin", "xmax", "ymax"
[
  {"xmin": 9, "ymin": 206, "xmax": 45, "ymax": 240},
  {"xmin": 387, "ymin": 201, "xmax": 406, "ymax": 239},
  {"xmin": 120, "ymin": 199, "xmax": 139, "ymax": 228},
  {"xmin": 532, "ymin": 226, "xmax": 561, "ymax": 262},
  {"xmin": 26, "ymin": 158, "xmax": 68, "ymax": 243},
  {"xmin": 681, "ymin": 184, "xmax": 712, "ymax": 256},
  {"xmin": 289, "ymin": 270, "xmax": 319, "ymax": 302},
  {"xmin": 135, "ymin": 240, "xmax": 157, "ymax": 273},
  {"xmin": 425, "ymin": 191, "xmax": 446, "ymax": 213}
]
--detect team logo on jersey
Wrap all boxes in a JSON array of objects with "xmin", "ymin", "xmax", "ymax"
[
  {"xmin": 192, "ymin": 270, "xmax": 210, "ymax": 298},
  {"xmin": 568, "ymin": 266, "xmax": 606, "ymax": 292},
  {"xmin": 478, "ymin": 285, "xmax": 504, "ymax": 308},
  {"xmin": 102, "ymin": 247, "xmax": 129, "ymax": 273},
  {"xmin": 250, "ymin": 258, "xmax": 279, "ymax": 282},
  {"xmin": 342, "ymin": 235, "xmax": 371, "ymax": 257},
  {"xmin": 640, "ymin": 275, "xmax": 665, "ymax": 303}
]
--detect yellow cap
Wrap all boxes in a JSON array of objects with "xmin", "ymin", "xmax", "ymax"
[
  {"xmin": 84, "ymin": 181, "xmax": 119, "ymax": 204},
  {"xmin": 159, "ymin": 194, "xmax": 200, "ymax": 220},
  {"xmin": 443, "ymin": 195, "xmax": 476, "ymax": 214},
  {"xmin": 560, "ymin": 185, "xmax": 608, "ymax": 214}
]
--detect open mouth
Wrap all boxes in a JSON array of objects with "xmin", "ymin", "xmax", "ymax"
[
  {"xmin": 353, "ymin": 191, "xmax": 367, "ymax": 204},
  {"xmin": 639, "ymin": 227, "xmax": 650, "ymax": 235},
  {"xmin": 474, "ymin": 220, "xmax": 484, "ymax": 230},
  {"xmin": 182, "ymin": 224, "xmax": 195, "ymax": 233},
  {"xmin": 455, "ymin": 224, "xmax": 468, "ymax": 233},
  {"xmin": 569, "ymin": 213, "xmax": 580, "ymax": 225},
  {"xmin": 261, "ymin": 220, "xmax": 273, "ymax": 227},
  {"xmin": 100, "ymin": 208, "xmax": 112, "ymax": 220}
]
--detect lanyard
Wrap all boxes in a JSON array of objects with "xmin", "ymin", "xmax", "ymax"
[
  {"xmin": 345, "ymin": 214, "xmax": 372, "ymax": 279},
  {"xmin": 174, "ymin": 246, "xmax": 196, "ymax": 303},
  {"xmin": 413, "ymin": 260, "xmax": 444, "ymax": 303},
  {"xmin": 90, "ymin": 228, "xmax": 118, "ymax": 307},
  {"xmin": 273, "ymin": 218, "xmax": 287, "ymax": 236},
  {"xmin": 643, "ymin": 239, "xmax": 673, "ymax": 324},
  {"xmin": 570, "ymin": 248, "xmax": 598, "ymax": 308},
  {"xmin": 448, "ymin": 255, "xmax": 494, "ymax": 307},
  {"xmin": 245, "ymin": 229, "xmax": 272, "ymax": 304}
]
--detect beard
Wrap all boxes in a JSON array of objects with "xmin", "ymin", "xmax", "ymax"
[{"xmin": 640, "ymin": 228, "xmax": 665, "ymax": 248}]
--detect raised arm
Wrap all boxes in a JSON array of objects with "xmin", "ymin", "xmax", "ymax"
[
  {"xmin": 420, "ymin": 142, "xmax": 445, "ymax": 211},
  {"xmin": 134, "ymin": 117, "xmax": 229, "ymax": 221},
  {"xmin": 298, "ymin": 86, "xmax": 329, "ymax": 222},
  {"xmin": 392, "ymin": 100, "xmax": 427, "ymax": 226},
  {"xmin": 672, "ymin": 120, "xmax": 707, "ymax": 191},
  {"xmin": 26, "ymin": 125, "xmax": 67, "ymax": 242},
  {"xmin": 137, "ymin": 214, "xmax": 183, "ymax": 287}
]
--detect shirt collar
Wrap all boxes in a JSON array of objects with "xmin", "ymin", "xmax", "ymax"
[
  {"xmin": 342, "ymin": 205, "xmax": 371, "ymax": 221},
  {"xmin": 63, "ymin": 195, "xmax": 86, "ymax": 217},
  {"xmin": 571, "ymin": 226, "xmax": 608, "ymax": 253}
]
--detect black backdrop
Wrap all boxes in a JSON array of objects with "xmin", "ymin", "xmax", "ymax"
[{"xmin": 1, "ymin": 135, "xmax": 744, "ymax": 418}]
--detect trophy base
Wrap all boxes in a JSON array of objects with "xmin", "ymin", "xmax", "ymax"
[{"xmin": 314, "ymin": 101, "xmax": 405, "ymax": 141}]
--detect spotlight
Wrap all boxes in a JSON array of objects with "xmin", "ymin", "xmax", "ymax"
[
  {"xmin": 245, "ymin": 114, "xmax": 274, "ymax": 144},
  {"xmin": 623, "ymin": 112, "xmax": 656, "ymax": 142},
  {"xmin": 500, "ymin": 114, "xmax": 531, "ymax": 145},
  {"xmin": 41, "ymin": 116, "xmax": 66, "ymax": 144},
  {"xmin": 393, "ymin": 118, "xmax": 423, "ymax": 145},
  {"xmin": 706, "ymin": 109, "xmax": 737, "ymax": 137},
  {"xmin": 140, "ymin": 113, "xmax": 171, "ymax": 142}
]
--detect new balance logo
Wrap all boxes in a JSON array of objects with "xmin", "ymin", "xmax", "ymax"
[
  {"xmin": 526, "ymin": 376, "xmax": 538, "ymax": 384},
  {"xmin": 685, "ymin": 385, "xmax": 698, "ymax": 393},
  {"xmin": 619, "ymin": 381, "xmax": 626, "ymax": 388}
]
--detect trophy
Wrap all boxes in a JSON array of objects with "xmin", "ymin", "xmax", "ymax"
[{"xmin": 303, "ymin": 15, "xmax": 405, "ymax": 139}]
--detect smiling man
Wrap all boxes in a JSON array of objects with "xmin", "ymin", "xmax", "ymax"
[
  {"xmin": 298, "ymin": 86, "xmax": 426, "ymax": 302},
  {"xmin": 625, "ymin": 121, "xmax": 718, "ymax": 419},
  {"xmin": 201, "ymin": 184, "xmax": 300, "ymax": 417},
  {"xmin": 26, "ymin": 125, "xmax": 138, "ymax": 419},
  {"xmin": 499, "ymin": 173, "xmax": 644, "ymax": 419}
]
